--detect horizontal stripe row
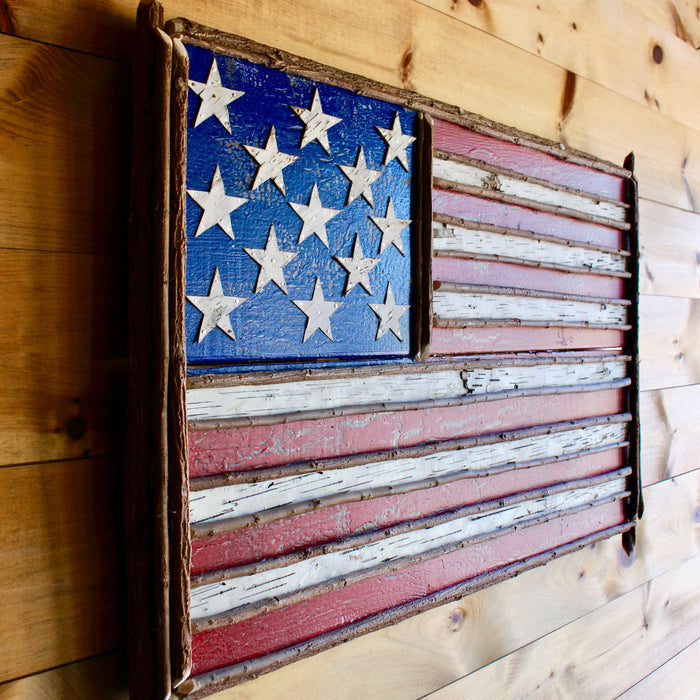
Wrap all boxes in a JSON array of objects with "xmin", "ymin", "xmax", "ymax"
[
  {"xmin": 186, "ymin": 356, "xmax": 629, "ymax": 425},
  {"xmin": 189, "ymin": 505, "xmax": 629, "ymax": 678},
  {"xmin": 190, "ymin": 446, "xmax": 627, "ymax": 574},
  {"xmin": 432, "ymin": 118, "xmax": 626, "ymax": 202},
  {"xmin": 433, "ymin": 153, "xmax": 628, "ymax": 223},
  {"xmin": 189, "ymin": 418, "xmax": 628, "ymax": 530},
  {"xmin": 433, "ymin": 285, "xmax": 629, "ymax": 327},
  {"xmin": 190, "ymin": 473, "xmax": 629, "ymax": 625},
  {"xmin": 432, "ymin": 220, "xmax": 628, "ymax": 273}
]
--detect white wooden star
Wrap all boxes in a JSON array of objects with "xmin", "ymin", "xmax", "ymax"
[
  {"xmin": 369, "ymin": 283, "xmax": 409, "ymax": 341},
  {"xmin": 290, "ymin": 88, "xmax": 342, "ymax": 155},
  {"xmin": 334, "ymin": 235, "xmax": 380, "ymax": 295},
  {"xmin": 288, "ymin": 183, "xmax": 340, "ymax": 247},
  {"xmin": 244, "ymin": 224, "xmax": 297, "ymax": 294},
  {"xmin": 338, "ymin": 147, "xmax": 383, "ymax": 206},
  {"xmin": 369, "ymin": 198, "xmax": 412, "ymax": 255},
  {"xmin": 187, "ymin": 165, "xmax": 247, "ymax": 239},
  {"xmin": 243, "ymin": 126, "xmax": 299, "ymax": 196},
  {"xmin": 376, "ymin": 112, "xmax": 416, "ymax": 171},
  {"xmin": 292, "ymin": 278, "xmax": 342, "ymax": 342},
  {"xmin": 186, "ymin": 267, "xmax": 246, "ymax": 342},
  {"xmin": 188, "ymin": 57, "xmax": 243, "ymax": 133}
]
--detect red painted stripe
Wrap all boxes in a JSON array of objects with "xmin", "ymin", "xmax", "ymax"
[
  {"xmin": 190, "ymin": 499, "xmax": 626, "ymax": 675},
  {"xmin": 433, "ymin": 188, "xmax": 624, "ymax": 250},
  {"xmin": 431, "ymin": 326, "xmax": 625, "ymax": 355},
  {"xmin": 188, "ymin": 390, "xmax": 625, "ymax": 478},
  {"xmin": 190, "ymin": 449, "xmax": 626, "ymax": 575},
  {"xmin": 432, "ymin": 256, "xmax": 626, "ymax": 298},
  {"xmin": 433, "ymin": 118, "xmax": 626, "ymax": 201}
]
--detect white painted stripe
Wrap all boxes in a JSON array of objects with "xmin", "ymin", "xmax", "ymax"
[
  {"xmin": 433, "ymin": 158, "xmax": 627, "ymax": 222},
  {"xmin": 190, "ymin": 476, "xmax": 626, "ymax": 620},
  {"xmin": 187, "ymin": 360, "xmax": 628, "ymax": 423},
  {"xmin": 463, "ymin": 360, "xmax": 627, "ymax": 394},
  {"xmin": 432, "ymin": 222, "xmax": 627, "ymax": 273},
  {"xmin": 189, "ymin": 422, "xmax": 627, "ymax": 526},
  {"xmin": 433, "ymin": 290, "xmax": 628, "ymax": 325}
]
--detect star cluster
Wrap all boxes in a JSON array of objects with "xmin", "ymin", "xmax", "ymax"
[{"xmin": 184, "ymin": 48, "xmax": 417, "ymax": 363}]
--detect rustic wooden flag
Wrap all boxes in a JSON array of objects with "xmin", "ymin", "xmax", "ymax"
[{"xmin": 127, "ymin": 4, "xmax": 642, "ymax": 699}]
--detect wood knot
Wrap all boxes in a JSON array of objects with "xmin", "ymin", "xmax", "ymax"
[
  {"xmin": 0, "ymin": 1, "xmax": 14, "ymax": 35},
  {"xmin": 400, "ymin": 46, "xmax": 414, "ymax": 88},
  {"xmin": 66, "ymin": 416, "xmax": 86, "ymax": 441},
  {"xmin": 652, "ymin": 44, "xmax": 663, "ymax": 64},
  {"xmin": 467, "ymin": 0, "xmax": 483, "ymax": 6},
  {"xmin": 560, "ymin": 70, "xmax": 577, "ymax": 121}
]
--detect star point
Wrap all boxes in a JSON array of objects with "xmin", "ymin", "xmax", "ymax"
[
  {"xmin": 244, "ymin": 126, "xmax": 299, "ymax": 195},
  {"xmin": 376, "ymin": 112, "xmax": 416, "ymax": 171},
  {"xmin": 289, "ymin": 183, "xmax": 340, "ymax": 247},
  {"xmin": 334, "ymin": 235, "xmax": 380, "ymax": 295},
  {"xmin": 292, "ymin": 278, "xmax": 342, "ymax": 343},
  {"xmin": 188, "ymin": 57, "xmax": 243, "ymax": 133},
  {"xmin": 244, "ymin": 224, "xmax": 297, "ymax": 294},
  {"xmin": 369, "ymin": 282, "xmax": 410, "ymax": 341},
  {"xmin": 187, "ymin": 165, "xmax": 247, "ymax": 239},
  {"xmin": 338, "ymin": 146, "xmax": 383, "ymax": 206},
  {"xmin": 290, "ymin": 88, "xmax": 342, "ymax": 155},
  {"xmin": 186, "ymin": 267, "xmax": 246, "ymax": 343},
  {"xmin": 370, "ymin": 198, "xmax": 412, "ymax": 255}
]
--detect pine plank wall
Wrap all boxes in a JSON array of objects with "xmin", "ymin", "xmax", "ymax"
[{"xmin": 1, "ymin": 1, "xmax": 699, "ymax": 697}]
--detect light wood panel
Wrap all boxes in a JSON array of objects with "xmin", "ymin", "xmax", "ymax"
[
  {"xmin": 630, "ymin": 0, "xmax": 700, "ymax": 48},
  {"xmin": 199, "ymin": 469, "xmax": 700, "ymax": 700},
  {"xmin": 0, "ymin": 459, "xmax": 122, "ymax": 683},
  {"xmin": 617, "ymin": 637, "xmax": 700, "ymax": 700},
  {"xmin": 2, "ymin": 1, "xmax": 700, "ymax": 212},
  {"xmin": 0, "ymin": 652, "xmax": 127, "ymax": 700},
  {"xmin": 419, "ymin": 0, "xmax": 700, "ymax": 135},
  {"xmin": 0, "ymin": 33, "xmax": 129, "ymax": 254},
  {"xmin": 639, "ymin": 198, "xmax": 700, "ymax": 298},
  {"xmin": 424, "ymin": 554, "xmax": 700, "ymax": 699},
  {"xmin": 640, "ymin": 384, "xmax": 700, "ymax": 485},
  {"xmin": 0, "ymin": 248, "xmax": 125, "ymax": 465},
  {"xmin": 639, "ymin": 294, "xmax": 700, "ymax": 391}
]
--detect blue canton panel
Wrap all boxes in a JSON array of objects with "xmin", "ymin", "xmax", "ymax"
[{"xmin": 184, "ymin": 43, "xmax": 417, "ymax": 365}]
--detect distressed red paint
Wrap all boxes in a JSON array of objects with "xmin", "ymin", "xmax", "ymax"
[
  {"xmin": 431, "ymin": 326, "xmax": 625, "ymax": 355},
  {"xmin": 191, "ymin": 449, "xmax": 626, "ymax": 574},
  {"xmin": 433, "ymin": 118, "xmax": 626, "ymax": 201},
  {"xmin": 190, "ymin": 499, "xmax": 626, "ymax": 675},
  {"xmin": 188, "ymin": 390, "xmax": 625, "ymax": 478},
  {"xmin": 433, "ymin": 189, "xmax": 624, "ymax": 250},
  {"xmin": 432, "ymin": 256, "xmax": 626, "ymax": 298}
]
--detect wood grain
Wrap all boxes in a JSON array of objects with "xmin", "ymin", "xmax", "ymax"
[
  {"xmin": 630, "ymin": 0, "xmax": 700, "ymax": 49},
  {"xmin": 639, "ymin": 294, "xmax": 700, "ymax": 391},
  {"xmin": 183, "ymin": 468, "xmax": 700, "ymax": 699},
  {"xmin": 418, "ymin": 0, "xmax": 700, "ymax": 135},
  {"xmin": 0, "ymin": 458, "xmax": 122, "ymax": 683},
  {"xmin": 640, "ymin": 384, "xmax": 700, "ymax": 486},
  {"xmin": 0, "ymin": 248, "xmax": 125, "ymax": 466},
  {"xmin": 616, "ymin": 637, "xmax": 700, "ymax": 700},
  {"xmin": 639, "ymin": 198, "xmax": 700, "ymax": 298},
  {"xmin": 0, "ymin": 33, "xmax": 130, "ymax": 254},
  {"xmin": 424, "ymin": 554, "xmax": 700, "ymax": 699}
]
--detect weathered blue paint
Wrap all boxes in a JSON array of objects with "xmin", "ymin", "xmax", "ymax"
[{"xmin": 184, "ymin": 44, "xmax": 417, "ymax": 366}]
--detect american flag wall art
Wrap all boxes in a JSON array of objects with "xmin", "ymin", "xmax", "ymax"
[{"xmin": 126, "ymin": 6, "xmax": 642, "ymax": 699}]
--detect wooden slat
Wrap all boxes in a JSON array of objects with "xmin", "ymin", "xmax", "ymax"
[
  {"xmin": 0, "ymin": 652, "xmax": 128, "ymax": 700},
  {"xmin": 640, "ymin": 384, "xmax": 700, "ymax": 486},
  {"xmin": 639, "ymin": 294, "xmax": 700, "ymax": 391},
  {"xmin": 0, "ymin": 248, "xmax": 125, "ymax": 466},
  {"xmin": 206, "ymin": 469, "xmax": 700, "ymax": 699},
  {"xmin": 0, "ymin": 458, "xmax": 122, "ymax": 683},
  {"xmin": 424, "ymin": 555, "xmax": 700, "ymax": 699},
  {"xmin": 0, "ymin": 33, "xmax": 129, "ymax": 254},
  {"xmin": 639, "ymin": 198, "xmax": 700, "ymax": 299},
  {"xmin": 5, "ymin": 1, "xmax": 699, "ymax": 210},
  {"xmin": 616, "ymin": 638, "xmax": 700, "ymax": 700},
  {"xmin": 418, "ymin": 0, "xmax": 700, "ymax": 134}
]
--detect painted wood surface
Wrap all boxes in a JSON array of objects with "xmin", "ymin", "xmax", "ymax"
[{"xmin": 0, "ymin": 0, "xmax": 697, "ymax": 697}]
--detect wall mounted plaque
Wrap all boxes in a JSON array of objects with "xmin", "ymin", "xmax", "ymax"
[{"xmin": 127, "ymin": 3, "xmax": 642, "ymax": 698}]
